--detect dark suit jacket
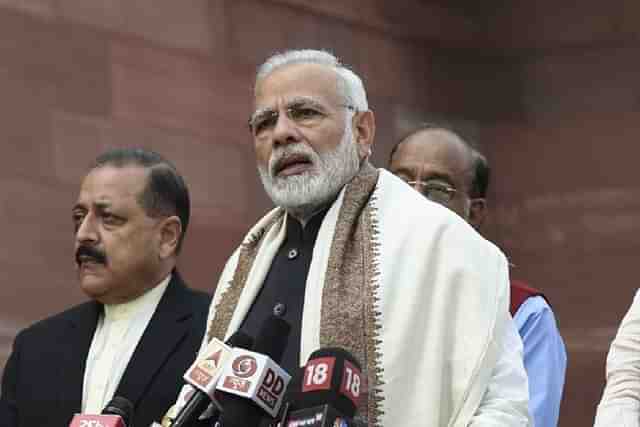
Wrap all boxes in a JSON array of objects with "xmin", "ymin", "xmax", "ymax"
[{"xmin": 0, "ymin": 272, "xmax": 211, "ymax": 427}]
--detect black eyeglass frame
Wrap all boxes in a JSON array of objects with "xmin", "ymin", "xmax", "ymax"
[
  {"xmin": 248, "ymin": 101, "xmax": 356, "ymax": 137},
  {"xmin": 406, "ymin": 180, "xmax": 458, "ymax": 203}
]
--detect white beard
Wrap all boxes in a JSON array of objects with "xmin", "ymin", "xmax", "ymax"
[{"xmin": 258, "ymin": 119, "xmax": 361, "ymax": 220}]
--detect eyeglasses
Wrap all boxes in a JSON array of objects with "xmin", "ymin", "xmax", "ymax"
[
  {"xmin": 406, "ymin": 180, "xmax": 457, "ymax": 204},
  {"xmin": 248, "ymin": 99, "xmax": 355, "ymax": 138}
]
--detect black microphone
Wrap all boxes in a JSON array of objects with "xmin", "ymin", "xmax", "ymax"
[
  {"xmin": 68, "ymin": 396, "xmax": 134, "ymax": 427},
  {"xmin": 279, "ymin": 347, "xmax": 364, "ymax": 426},
  {"xmin": 216, "ymin": 316, "xmax": 292, "ymax": 427},
  {"xmin": 103, "ymin": 397, "xmax": 134, "ymax": 426},
  {"xmin": 170, "ymin": 331, "xmax": 254, "ymax": 427}
]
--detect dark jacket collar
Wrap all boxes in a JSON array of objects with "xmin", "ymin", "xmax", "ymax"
[{"xmin": 114, "ymin": 272, "xmax": 194, "ymax": 407}]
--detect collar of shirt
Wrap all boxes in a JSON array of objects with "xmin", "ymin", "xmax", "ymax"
[
  {"xmin": 285, "ymin": 207, "xmax": 328, "ymax": 244},
  {"xmin": 103, "ymin": 274, "xmax": 172, "ymax": 322}
]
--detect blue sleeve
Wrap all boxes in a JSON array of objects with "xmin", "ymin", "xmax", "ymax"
[{"xmin": 513, "ymin": 296, "xmax": 567, "ymax": 427}]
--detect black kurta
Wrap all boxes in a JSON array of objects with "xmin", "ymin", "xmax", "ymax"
[{"xmin": 238, "ymin": 210, "xmax": 327, "ymax": 374}]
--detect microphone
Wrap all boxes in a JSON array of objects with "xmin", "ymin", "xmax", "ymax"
[
  {"xmin": 170, "ymin": 331, "xmax": 254, "ymax": 427},
  {"xmin": 69, "ymin": 396, "xmax": 134, "ymax": 427},
  {"xmin": 215, "ymin": 316, "xmax": 292, "ymax": 427},
  {"xmin": 279, "ymin": 348, "xmax": 364, "ymax": 427}
]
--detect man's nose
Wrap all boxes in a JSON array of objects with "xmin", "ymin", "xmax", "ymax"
[
  {"xmin": 75, "ymin": 215, "xmax": 99, "ymax": 244},
  {"xmin": 271, "ymin": 112, "xmax": 301, "ymax": 147}
]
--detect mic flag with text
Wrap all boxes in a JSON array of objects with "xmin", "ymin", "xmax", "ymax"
[
  {"xmin": 216, "ymin": 315, "xmax": 292, "ymax": 426},
  {"xmin": 278, "ymin": 347, "xmax": 363, "ymax": 427},
  {"xmin": 68, "ymin": 396, "xmax": 134, "ymax": 427},
  {"xmin": 215, "ymin": 346, "xmax": 291, "ymax": 417},
  {"xmin": 170, "ymin": 331, "xmax": 254, "ymax": 427}
]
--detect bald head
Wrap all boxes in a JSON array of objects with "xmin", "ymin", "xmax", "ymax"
[{"xmin": 389, "ymin": 127, "xmax": 488, "ymax": 229}]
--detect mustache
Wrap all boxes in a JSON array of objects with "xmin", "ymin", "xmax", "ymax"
[
  {"xmin": 75, "ymin": 245, "xmax": 107, "ymax": 266},
  {"xmin": 269, "ymin": 145, "xmax": 315, "ymax": 176}
]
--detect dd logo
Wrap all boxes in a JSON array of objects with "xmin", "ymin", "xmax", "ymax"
[
  {"xmin": 263, "ymin": 368, "xmax": 285, "ymax": 397},
  {"xmin": 79, "ymin": 421, "xmax": 105, "ymax": 427},
  {"xmin": 231, "ymin": 355, "xmax": 257, "ymax": 378}
]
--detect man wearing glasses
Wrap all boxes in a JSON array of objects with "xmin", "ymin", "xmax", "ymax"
[
  {"xmin": 389, "ymin": 124, "xmax": 567, "ymax": 427},
  {"xmin": 188, "ymin": 49, "xmax": 531, "ymax": 426}
]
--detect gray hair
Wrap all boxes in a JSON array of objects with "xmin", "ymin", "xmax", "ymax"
[{"xmin": 255, "ymin": 49, "xmax": 369, "ymax": 111}]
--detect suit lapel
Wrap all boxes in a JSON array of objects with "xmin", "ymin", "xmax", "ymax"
[
  {"xmin": 60, "ymin": 301, "xmax": 101, "ymax": 416},
  {"xmin": 114, "ymin": 273, "xmax": 192, "ymax": 407}
]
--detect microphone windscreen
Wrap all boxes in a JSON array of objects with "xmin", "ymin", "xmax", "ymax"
[
  {"xmin": 296, "ymin": 347, "xmax": 363, "ymax": 418},
  {"xmin": 252, "ymin": 315, "xmax": 291, "ymax": 364},
  {"xmin": 102, "ymin": 396, "xmax": 133, "ymax": 426},
  {"xmin": 225, "ymin": 331, "xmax": 253, "ymax": 350}
]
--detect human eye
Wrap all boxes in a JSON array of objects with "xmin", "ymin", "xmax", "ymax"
[
  {"xmin": 100, "ymin": 211, "xmax": 124, "ymax": 227},
  {"xmin": 423, "ymin": 182, "xmax": 455, "ymax": 203},
  {"xmin": 288, "ymin": 104, "xmax": 323, "ymax": 122},
  {"xmin": 251, "ymin": 111, "xmax": 277, "ymax": 136},
  {"xmin": 72, "ymin": 210, "xmax": 86, "ymax": 231}
]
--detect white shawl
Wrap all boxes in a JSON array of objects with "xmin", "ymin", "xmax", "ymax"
[{"xmin": 205, "ymin": 167, "xmax": 516, "ymax": 426}]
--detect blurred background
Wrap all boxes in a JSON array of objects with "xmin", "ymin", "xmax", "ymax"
[{"xmin": 1, "ymin": 1, "xmax": 639, "ymax": 425}]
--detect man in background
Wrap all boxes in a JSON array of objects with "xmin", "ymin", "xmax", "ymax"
[
  {"xmin": 389, "ymin": 124, "xmax": 567, "ymax": 427},
  {"xmin": 0, "ymin": 148, "xmax": 210, "ymax": 427}
]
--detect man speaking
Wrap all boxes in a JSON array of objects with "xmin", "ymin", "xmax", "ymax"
[
  {"xmin": 0, "ymin": 148, "xmax": 210, "ymax": 427},
  {"xmin": 200, "ymin": 50, "xmax": 530, "ymax": 426}
]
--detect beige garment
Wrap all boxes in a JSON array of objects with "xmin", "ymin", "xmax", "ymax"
[{"xmin": 594, "ymin": 289, "xmax": 640, "ymax": 427}]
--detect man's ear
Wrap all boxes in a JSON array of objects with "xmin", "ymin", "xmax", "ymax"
[
  {"xmin": 352, "ymin": 110, "xmax": 375, "ymax": 161},
  {"xmin": 469, "ymin": 198, "xmax": 488, "ymax": 230},
  {"xmin": 158, "ymin": 216, "xmax": 182, "ymax": 259}
]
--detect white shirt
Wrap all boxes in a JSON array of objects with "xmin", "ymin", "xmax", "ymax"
[
  {"xmin": 594, "ymin": 289, "xmax": 640, "ymax": 427},
  {"xmin": 82, "ymin": 275, "xmax": 171, "ymax": 414}
]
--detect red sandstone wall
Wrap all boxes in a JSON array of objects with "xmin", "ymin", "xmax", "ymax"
[
  {"xmin": 463, "ymin": 4, "xmax": 640, "ymax": 424},
  {"xmin": 1, "ymin": 1, "xmax": 637, "ymax": 426}
]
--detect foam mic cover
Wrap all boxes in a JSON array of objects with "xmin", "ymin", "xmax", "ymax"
[
  {"xmin": 226, "ymin": 331, "xmax": 254, "ymax": 351},
  {"xmin": 294, "ymin": 347, "xmax": 363, "ymax": 418},
  {"xmin": 102, "ymin": 397, "xmax": 134, "ymax": 425}
]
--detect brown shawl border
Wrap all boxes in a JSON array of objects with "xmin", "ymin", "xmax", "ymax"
[
  {"xmin": 363, "ymin": 193, "xmax": 385, "ymax": 426},
  {"xmin": 320, "ymin": 163, "xmax": 385, "ymax": 426},
  {"xmin": 207, "ymin": 209, "xmax": 285, "ymax": 342}
]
